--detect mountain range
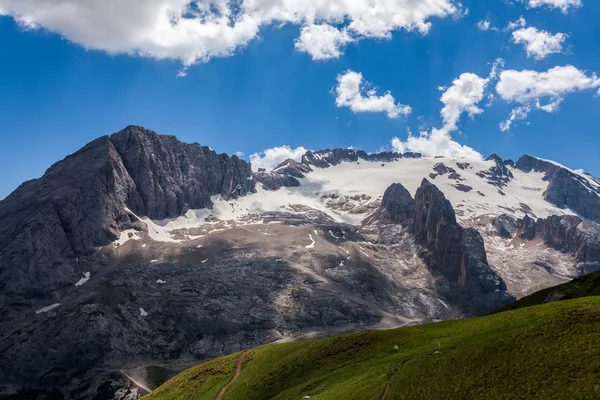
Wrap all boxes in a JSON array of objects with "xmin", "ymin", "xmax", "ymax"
[{"xmin": 1, "ymin": 125, "xmax": 600, "ymax": 399}]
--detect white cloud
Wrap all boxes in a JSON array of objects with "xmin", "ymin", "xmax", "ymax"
[
  {"xmin": 391, "ymin": 72, "xmax": 489, "ymax": 159},
  {"xmin": 234, "ymin": 151, "xmax": 245, "ymax": 157},
  {"xmin": 335, "ymin": 70, "xmax": 411, "ymax": 118},
  {"xmin": 391, "ymin": 128, "xmax": 483, "ymax": 159},
  {"xmin": 295, "ymin": 24, "xmax": 353, "ymax": 60},
  {"xmin": 250, "ymin": 145, "xmax": 308, "ymax": 171},
  {"xmin": 477, "ymin": 20, "xmax": 497, "ymax": 31},
  {"xmin": 506, "ymin": 16, "xmax": 527, "ymax": 31},
  {"xmin": 523, "ymin": 0, "xmax": 582, "ymax": 13},
  {"xmin": 512, "ymin": 27, "xmax": 566, "ymax": 60},
  {"xmin": 440, "ymin": 73, "xmax": 490, "ymax": 132},
  {"xmin": 496, "ymin": 65, "xmax": 600, "ymax": 130},
  {"xmin": 499, "ymin": 105, "xmax": 531, "ymax": 132},
  {"xmin": 0, "ymin": 0, "xmax": 461, "ymax": 68}
]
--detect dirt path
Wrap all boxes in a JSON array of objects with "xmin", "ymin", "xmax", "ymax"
[
  {"xmin": 380, "ymin": 383, "xmax": 390, "ymax": 400},
  {"xmin": 215, "ymin": 351, "xmax": 248, "ymax": 400}
]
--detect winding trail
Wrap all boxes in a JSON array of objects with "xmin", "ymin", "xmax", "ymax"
[
  {"xmin": 380, "ymin": 383, "xmax": 390, "ymax": 400},
  {"xmin": 215, "ymin": 351, "xmax": 248, "ymax": 400}
]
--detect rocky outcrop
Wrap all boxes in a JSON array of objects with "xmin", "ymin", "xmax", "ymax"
[
  {"xmin": 493, "ymin": 214, "xmax": 519, "ymax": 239},
  {"xmin": 375, "ymin": 179, "xmax": 514, "ymax": 315},
  {"xmin": 514, "ymin": 214, "xmax": 600, "ymax": 274},
  {"xmin": 0, "ymin": 126, "xmax": 254, "ymax": 327},
  {"xmin": 380, "ymin": 184, "xmax": 414, "ymax": 223},
  {"xmin": 477, "ymin": 154, "xmax": 514, "ymax": 188},
  {"xmin": 253, "ymin": 171, "xmax": 300, "ymax": 191},
  {"xmin": 300, "ymin": 149, "xmax": 420, "ymax": 169},
  {"xmin": 515, "ymin": 155, "xmax": 600, "ymax": 221},
  {"xmin": 111, "ymin": 126, "xmax": 254, "ymax": 220}
]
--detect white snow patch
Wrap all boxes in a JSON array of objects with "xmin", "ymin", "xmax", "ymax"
[
  {"xmin": 115, "ymin": 229, "xmax": 141, "ymax": 245},
  {"xmin": 305, "ymin": 234, "xmax": 316, "ymax": 249},
  {"xmin": 156, "ymin": 279, "xmax": 167, "ymax": 284},
  {"xmin": 150, "ymin": 259, "xmax": 159, "ymax": 263},
  {"xmin": 36, "ymin": 303, "xmax": 60, "ymax": 314},
  {"xmin": 201, "ymin": 259, "xmax": 209, "ymax": 263},
  {"xmin": 139, "ymin": 308, "xmax": 148, "ymax": 317},
  {"xmin": 74, "ymin": 272, "xmax": 91, "ymax": 287}
]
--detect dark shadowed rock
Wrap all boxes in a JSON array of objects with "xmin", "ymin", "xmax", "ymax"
[
  {"xmin": 0, "ymin": 126, "xmax": 255, "ymax": 328},
  {"xmin": 411, "ymin": 179, "xmax": 513, "ymax": 315},
  {"xmin": 381, "ymin": 183, "xmax": 414, "ymax": 223},
  {"xmin": 477, "ymin": 154, "xmax": 514, "ymax": 188},
  {"xmin": 253, "ymin": 171, "xmax": 300, "ymax": 191},
  {"xmin": 493, "ymin": 214, "xmax": 518, "ymax": 239},
  {"xmin": 273, "ymin": 158, "xmax": 312, "ymax": 178},
  {"xmin": 111, "ymin": 126, "xmax": 254, "ymax": 220}
]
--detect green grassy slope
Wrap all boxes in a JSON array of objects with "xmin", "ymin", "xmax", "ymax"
[
  {"xmin": 497, "ymin": 270, "xmax": 600, "ymax": 313},
  {"xmin": 144, "ymin": 297, "xmax": 600, "ymax": 400}
]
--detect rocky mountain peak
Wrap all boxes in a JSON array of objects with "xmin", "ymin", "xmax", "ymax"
[
  {"xmin": 412, "ymin": 178, "xmax": 457, "ymax": 246},
  {"xmin": 515, "ymin": 155, "xmax": 600, "ymax": 221}
]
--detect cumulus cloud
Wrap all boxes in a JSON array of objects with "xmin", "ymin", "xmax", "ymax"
[
  {"xmin": 249, "ymin": 145, "xmax": 308, "ymax": 171},
  {"xmin": 522, "ymin": 0, "xmax": 582, "ymax": 13},
  {"xmin": 295, "ymin": 24, "xmax": 354, "ymax": 60},
  {"xmin": 335, "ymin": 70, "xmax": 411, "ymax": 119},
  {"xmin": 512, "ymin": 27, "xmax": 567, "ymax": 60},
  {"xmin": 0, "ymin": 0, "xmax": 461, "ymax": 68},
  {"xmin": 496, "ymin": 65, "xmax": 600, "ymax": 131},
  {"xmin": 391, "ymin": 72, "xmax": 490, "ymax": 159}
]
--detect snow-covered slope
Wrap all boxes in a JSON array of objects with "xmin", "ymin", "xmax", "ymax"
[
  {"xmin": 115, "ymin": 152, "xmax": 598, "ymax": 300},
  {"xmin": 132, "ymin": 155, "xmax": 572, "ymax": 237}
]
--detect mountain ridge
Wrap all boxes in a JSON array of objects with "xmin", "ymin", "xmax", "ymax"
[{"xmin": 1, "ymin": 125, "xmax": 600, "ymax": 399}]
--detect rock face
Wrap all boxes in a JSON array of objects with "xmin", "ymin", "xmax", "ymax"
[
  {"xmin": 411, "ymin": 180, "xmax": 513, "ymax": 315},
  {"xmin": 0, "ymin": 126, "xmax": 254, "ymax": 328},
  {"xmin": 515, "ymin": 155, "xmax": 600, "ymax": 221},
  {"xmin": 514, "ymin": 214, "xmax": 600, "ymax": 274},
  {"xmin": 372, "ymin": 180, "xmax": 513, "ymax": 315},
  {"xmin": 253, "ymin": 171, "xmax": 300, "ymax": 190},
  {"xmin": 111, "ymin": 126, "xmax": 254, "ymax": 219},
  {"xmin": 300, "ymin": 148, "xmax": 420, "ymax": 169},
  {"xmin": 380, "ymin": 184, "xmax": 414, "ymax": 223},
  {"xmin": 477, "ymin": 154, "xmax": 514, "ymax": 188}
]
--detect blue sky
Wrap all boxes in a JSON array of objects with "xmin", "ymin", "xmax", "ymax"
[{"xmin": 1, "ymin": 0, "xmax": 599, "ymax": 199}]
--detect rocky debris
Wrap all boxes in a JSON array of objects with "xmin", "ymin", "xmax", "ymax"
[
  {"xmin": 456, "ymin": 162, "xmax": 471, "ymax": 170},
  {"xmin": 477, "ymin": 154, "xmax": 514, "ymax": 188},
  {"xmin": 516, "ymin": 155, "xmax": 600, "ymax": 221},
  {"xmin": 253, "ymin": 171, "xmax": 300, "ymax": 191},
  {"xmin": 504, "ymin": 159, "xmax": 515, "ymax": 167},
  {"xmin": 322, "ymin": 194, "xmax": 377, "ymax": 215}
]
